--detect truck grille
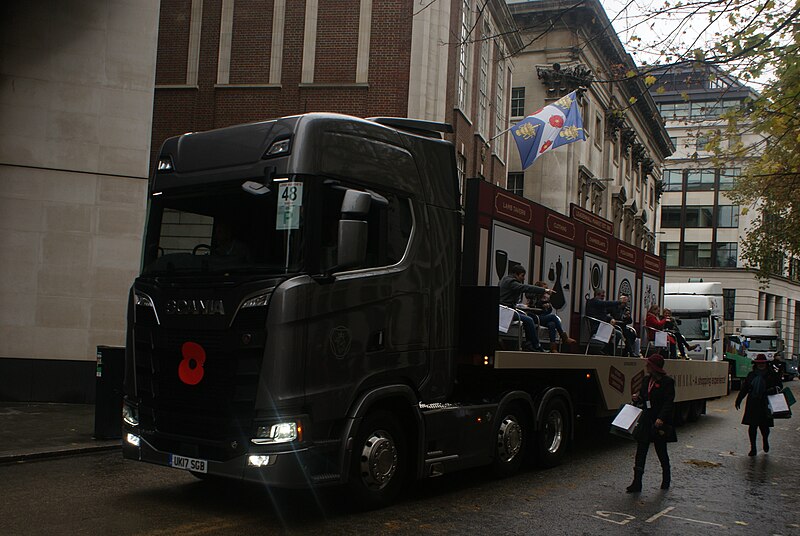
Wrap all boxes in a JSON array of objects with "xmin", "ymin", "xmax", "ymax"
[{"xmin": 133, "ymin": 328, "xmax": 260, "ymax": 445}]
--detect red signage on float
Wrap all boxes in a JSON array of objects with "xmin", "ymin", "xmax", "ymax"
[
  {"xmin": 571, "ymin": 205, "xmax": 614, "ymax": 235},
  {"xmin": 546, "ymin": 213, "xmax": 575, "ymax": 241},
  {"xmin": 495, "ymin": 191, "xmax": 532, "ymax": 225},
  {"xmin": 617, "ymin": 243, "xmax": 637, "ymax": 265},
  {"xmin": 585, "ymin": 229, "xmax": 609, "ymax": 254},
  {"xmin": 644, "ymin": 253, "xmax": 662, "ymax": 274}
]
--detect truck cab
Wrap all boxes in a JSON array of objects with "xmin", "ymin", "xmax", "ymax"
[
  {"xmin": 740, "ymin": 320, "xmax": 785, "ymax": 378},
  {"xmin": 664, "ymin": 282, "xmax": 723, "ymax": 361}
]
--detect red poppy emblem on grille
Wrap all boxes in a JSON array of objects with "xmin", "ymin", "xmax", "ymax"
[{"xmin": 178, "ymin": 341, "xmax": 206, "ymax": 385}]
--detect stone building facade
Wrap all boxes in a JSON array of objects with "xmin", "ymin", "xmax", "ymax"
[
  {"xmin": 506, "ymin": 0, "xmax": 672, "ymax": 252},
  {"xmin": 0, "ymin": 1, "xmax": 159, "ymax": 401}
]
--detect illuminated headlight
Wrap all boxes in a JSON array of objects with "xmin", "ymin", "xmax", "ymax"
[
  {"xmin": 122, "ymin": 403, "xmax": 139, "ymax": 427},
  {"xmin": 125, "ymin": 433, "xmax": 141, "ymax": 447},
  {"xmin": 241, "ymin": 292, "xmax": 272, "ymax": 309},
  {"xmin": 252, "ymin": 422, "xmax": 301, "ymax": 445},
  {"xmin": 248, "ymin": 455, "xmax": 271, "ymax": 467},
  {"xmin": 156, "ymin": 156, "xmax": 174, "ymax": 172},
  {"xmin": 264, "ymin": 138, "xmax": 290, "ymax": 157}
]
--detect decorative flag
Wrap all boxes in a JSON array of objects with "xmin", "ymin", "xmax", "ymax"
[{"xmin": 511, "ymin": 91, "xmax": 586, "ymax": 170}]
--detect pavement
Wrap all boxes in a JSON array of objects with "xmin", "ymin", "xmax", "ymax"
[{"xmin": 0, "ymin": 402, "xmax": 120, "ymax": 464}]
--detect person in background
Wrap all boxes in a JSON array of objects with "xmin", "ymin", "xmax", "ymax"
[
  {"xmin": 585, "ymin": 290, "xmax": 628, "ymax": 355},
  {"xmin": 532, "ymin": 281, "xmax": 576, "ymax": 352},
  {"xmin": 735, "ymin": 354, "xmax": 783, "ymax": 456},
  {"xmin": 645, "ymin": 305, "xmax": 677, "ymax": 359},
  {"xmin": 499, "ymin": 265, "xmax": 547, "ymax": 352},
  {"xmin": 613, "ymin": 294, "xmax": 639, "ymax": 357},
  {"xmin": 662, "ymin": 308, "xmax": 701, "ymax": 359},
  {"xmin": 626, "ymin": 354, "xmax": 676, "ymax": 492}
]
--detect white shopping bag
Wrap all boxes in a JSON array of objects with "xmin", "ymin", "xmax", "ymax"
[
  {"xmin": 767, "ymin": 393, "xmax": 790, "ymax": 416},
  {"xmin": 498, "ymin": 305, "xmax": 515, "ymax": 334},
  {"xmin": 593, "ymin": 321, "xmax": 613, "ymax": 343},
  {"xmin": 654, "ymin": 330, "xmax": 668, "ymax": 348},
  {"xmin": 612, "ymin": 404, "xmax": 643, "ymax": 434}
]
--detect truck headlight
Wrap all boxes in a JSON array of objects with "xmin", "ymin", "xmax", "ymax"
[{"xmin": 252, "ymin": 421, "xmax": 302, "ymax": 444}]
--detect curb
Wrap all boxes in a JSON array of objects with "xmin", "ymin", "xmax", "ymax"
[{"xmin": 0, "ymin": 443, "xmax": 121, "ymax": 465}]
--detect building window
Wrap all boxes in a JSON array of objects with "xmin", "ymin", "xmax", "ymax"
[
  {"xmin": 715, "ymin": 242, "xmax": 738, "ymax": 267},
  {"xmin": 664, "ymin": 169, "xmax": 683, "ymax": 191},
  {"xmin": 661, "ymin": 207, "xmax": 682, "ymax": 228},
  {"xmin": 717, "ymin": 205, "xmax": 739, "ymax": 228},
  {"xmin": 686, "ymin": 169, "xmax": 715, "ymax": 190},
  {"xmin": 594, "ymin": 113, "xmax": 603, "ymax": 147},
  {"xmin": 477, "ymin": 20, "xmax": 491, "ymax": 137},
  {"xmin": 685, "ymin": 206, "xmax": 714, "ymax": 227},
  {"xmin": 683, "ymin": 242, "xmax": 712, "ymax": 267},
  {"xmin": 494, "ymin": 55, "xmax": 506, "ymax": 156},
  {"xmin": 511, "ymin": 87, "xmax": 525, "ymax": 117},
  {"xmin": 719, "ymin": 167, "xmax": 739, "ymax": 190},
  {"xmin": 723, "ymin": 289, "xmax": 736, "ymax": 321},
  {"xmin": 696, "ymin": 133, "xmax": 711, "ymax": 152},
  {"xmin": 507, "ymin": 172, "xmax": 524, "ymax": 196},
  {"xmin": 456, "ymin": 0, "xmax": 471, "ymax": 112},
  {"xmin": 660, "ymin": 242, "xmax": 680, "ymax": 267}
]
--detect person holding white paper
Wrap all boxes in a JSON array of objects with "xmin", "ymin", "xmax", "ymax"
[
  {"xmin": 626, "ymin": 354, "xmax": 676, "ymax": 493},
  {"xmin": 735, "ymin": 354, "xmax": 783, "ymax": 456}
]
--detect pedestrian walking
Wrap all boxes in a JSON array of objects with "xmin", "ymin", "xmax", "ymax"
[
  {"xmin": 734, "ymin": 353, "xmax": 784, "ymax": 456},
  {"xmin": 626, "ymin": 354, "xmax": 676, "ymax": 492}
]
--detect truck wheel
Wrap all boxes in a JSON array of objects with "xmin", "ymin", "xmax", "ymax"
[
  {"xmin": 675, "ymin": 402, "xmax": 690, "ymax": 425},
  {"xmin": 536, "ymin": 397, "xmax": 570, "ymax": 468},
  {"xmin": 348, "ymin": 410, "xmax": 406, "ymax": 509},
  {"xmin": 490, "ymin": 405, "xmax": 527, "ymax": 478},
  {"xmin": 687, "ymin": 400, "xmax": 705, "ymax": 422}
]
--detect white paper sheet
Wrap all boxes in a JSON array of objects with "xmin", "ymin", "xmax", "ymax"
[
  {"xmin": 593, "ymin": 321, "xmax": 613, "ymax": 343},
  {"xmin": 612, "ymin": 404, "xmax": 643, "ymax": 433},
  {"xmin": 654, "ymin": 330, "xmax": 668, "ymax": 348},
  {"xmin": 499, "ymin": 305, "xmax": 515, "ymax": 334}
]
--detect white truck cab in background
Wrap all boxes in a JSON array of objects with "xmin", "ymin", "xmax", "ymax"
[
  {"xmin": 740, "ymin": 320, "xmax": 784, "ymax": 362},
  {"xmin": 664, "ymin": 282, "xmax": 724, "ymax": 361}
]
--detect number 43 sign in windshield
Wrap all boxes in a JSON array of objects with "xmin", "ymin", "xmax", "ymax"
[{"xmin": 276, "ymin": 182, "xmax": 303, "ymax": 230}]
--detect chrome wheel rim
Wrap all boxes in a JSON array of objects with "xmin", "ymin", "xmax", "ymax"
[
  {"xmin": 359, "ymin": 430, "xmax": 397, "ymax": 490},
  {"xmin": 497, "ymin": 415, "xmax": 523, "ymax": 463},
  {"xmin": 544, "ymin": 409, "xmax": 563, "ymax": 454}
]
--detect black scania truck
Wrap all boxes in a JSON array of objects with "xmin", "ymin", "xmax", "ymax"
[{"xmin": 122, "ymin": 113, "xmax": 726, "ymax": 507}]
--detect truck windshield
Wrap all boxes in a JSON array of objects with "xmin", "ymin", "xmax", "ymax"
[
  {"xmin": 141, "ymin": 181, "xmax": 304, "ymax": 276},
  {"xmin": 677, "ymin": 316, "xmax": 710, "ymax": 340},
  {"xmin": 748, "ymin": 338, "xmax": 778, "ymax": 351}
]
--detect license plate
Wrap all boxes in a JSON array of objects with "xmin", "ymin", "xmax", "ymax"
[{"xmin": 170, "ymin": 454, "xmax": 207, "ymax": 473}]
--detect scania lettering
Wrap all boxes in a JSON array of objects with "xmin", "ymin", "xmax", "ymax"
[{"xmin": 122, "ymin": 113, "xmax": 728, "ymax": 507}]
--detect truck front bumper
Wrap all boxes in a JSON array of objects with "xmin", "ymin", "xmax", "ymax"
[{"xmin": 122, "ymin": 430, "xmax": 341, "ymax": 489}]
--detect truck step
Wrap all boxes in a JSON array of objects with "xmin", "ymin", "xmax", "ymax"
[{"xmin": 310, "ymin": 473, "xmax": 340, "ymax": 484}]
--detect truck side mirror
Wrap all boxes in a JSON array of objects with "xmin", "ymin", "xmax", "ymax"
[{"xmin": 336, "ymin": 190, "xmax": 371, "ymax": 269}]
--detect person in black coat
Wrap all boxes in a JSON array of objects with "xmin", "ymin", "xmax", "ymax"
[
  {"xmin": 735, "ymin": 353, "xmax": 784, "ymax": 456},
  {"xmin": 626, "ymin": 354, "xmax": 676, "ymax": 492}
]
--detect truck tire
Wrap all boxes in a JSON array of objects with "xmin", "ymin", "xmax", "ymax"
[
  {"xmin": 674, "ymin": 402, "xmax": 690, "ymax": 425},
  {"xmin": 687, "ymin": 400, "xmax": 705, "ymax": 422},
  {"xmin": 348, "ymin": 410, "xmax": 407, "ymax": 509},
  {"xmin": 535, "ymin": 397, "xmax": 570, "ymax": 468},
  {"xmin": 490, "ymin": 404, "xmax": 527, "ymax": 478}
]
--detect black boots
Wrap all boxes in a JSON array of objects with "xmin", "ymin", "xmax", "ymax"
[
  {"xmin": 626, "ymin": 468, "xmax": 643, "ymax": 493},
  {"xmin": 660, "ymin": 468, "xmax": 671, "ymax": 490}
]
